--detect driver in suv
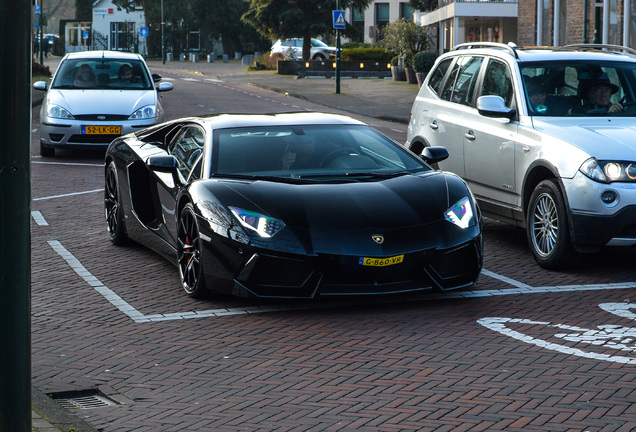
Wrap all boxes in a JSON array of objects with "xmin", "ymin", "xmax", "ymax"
[{"xmin": 406, "ymin": 43, "xmax": 636, "ymax": 269}]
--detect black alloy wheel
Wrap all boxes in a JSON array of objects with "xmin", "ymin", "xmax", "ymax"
[
  {"xmin": 177, "ymin": 203, "xmax": 207, "ymax": 298},
  {"xmin": 526, "ymin": 179, "xmax": 575, "ymax": 269},
  {"xmin": 104, "ymin": 161, "xmax": 129, "ymax": 245}
]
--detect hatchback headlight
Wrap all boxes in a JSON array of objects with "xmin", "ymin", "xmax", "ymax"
[
  {"xmin": 129, "ymin": 105, "xmax": 157, "ymax": 120},
  {"xmin": 47, "ymin": 104, "xmax": 74, "ymax": 119},
  {"xmin": 229, "ymin": 206, "xmax": 285, "ymax": 238},
  {"xmin": 445, "ymin": 196, "xmax": 474, "ymax": 229},
  {"xmin": 579, "ymin": 157, "xmax": 636, "ymax": 183}
]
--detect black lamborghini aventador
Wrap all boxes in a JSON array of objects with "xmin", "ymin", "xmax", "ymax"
[{"xmin": 104, "ymin": 112, "xmax": 483, "ymax": 299}]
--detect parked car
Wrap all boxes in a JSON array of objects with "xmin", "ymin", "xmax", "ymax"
[
  {"xmin": 104, "ymin": 112, "xmax": 483, "ymax": 299},
  {"xmin": 33, "ymin": 50, "xmax": 173, "ymax": 157},
  {"xmin": 271, "ymin": 38, "xmax": 337, "ymax": 60},
  {"xmin": 406, "ymin": 42, "xmax": 636, "ymax": 269}
]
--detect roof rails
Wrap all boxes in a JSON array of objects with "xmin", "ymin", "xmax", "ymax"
[
  {"xmin": 451, "ymin": 42, "xmax": 519, "ymax": 59},
  {"xmin": 564, "ymin": 44, "xmax": 636, "ymax": 56}
]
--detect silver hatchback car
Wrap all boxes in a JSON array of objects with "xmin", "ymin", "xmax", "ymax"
[
  {"xmin": 406, "ymin": 43, "xmax": 636, "ymax": 269},
  {"xmin": 34, "ymin": 50, "xmax": 173, "ymax": 157}
]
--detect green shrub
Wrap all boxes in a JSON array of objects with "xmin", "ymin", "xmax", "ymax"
[
  {"xmin": 342, "ymin": 41, "xmax": 372, "ymax": 49},
  {"xmin": 403, "ymin": 52, "xmax": 414, "ymax": 68},
  {"xmin": 390, "ymin": 55, "xmax": 400, "ymax": 66},
  {"xmin": 413, "ymin": 51, "xmax": 438, "ymax": 74},
  {"xmin": 247, "ymin": 52, "xmax": 284, "ymax": 71},
  {"xmin": 341, "ymin": 47, "xmax": 393, "ymax": 62}
]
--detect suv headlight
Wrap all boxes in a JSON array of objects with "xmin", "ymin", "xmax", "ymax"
[
  {"xmin": 445, "ymin": 196, "xmax": 474, "ymax": 229},
  {"xmin": 47, "ymin": 104, "xmax": 74, "ymax": 119},
  {"xmin": 229, "ymin": 206, "xmax": 285, "ymax": 238},
  {"xmin": 129, "ymin": 105, "xmax": 157, "ymax": 120},
  {"xmin": 579, "ymin": 157, "xmax": 636, "ymax": 183}
]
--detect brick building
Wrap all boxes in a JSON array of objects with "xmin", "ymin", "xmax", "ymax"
[{"xmin": 517, "ymin": 0, "xmax": 634, "ymax": 47}]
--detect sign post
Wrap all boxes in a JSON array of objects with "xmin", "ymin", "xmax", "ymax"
[{"xmin": 333, "ymin": 7, "xmax": 346, "ymax": 94}]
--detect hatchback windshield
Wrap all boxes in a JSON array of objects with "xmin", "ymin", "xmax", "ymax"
[
  {"xmin": 213, "ymin": 124, "xmax": 430, "ymax": 179},
  {"xmin": 521, "ymin": 60, "xmax": 636, "ymax": 116},
  {"xmin": 52, "ymin": 58, "xmax": 153, "ymax": 90}
]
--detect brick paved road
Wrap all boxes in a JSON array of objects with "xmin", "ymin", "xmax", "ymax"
[{"xmin": 30, "ymin": 65, "xmax": 636, "ymax": 431}]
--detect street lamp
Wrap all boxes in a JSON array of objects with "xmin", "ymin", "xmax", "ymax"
[{"xmin": 161, "ymin": 0, "xmax": 165, "ymax": 64}]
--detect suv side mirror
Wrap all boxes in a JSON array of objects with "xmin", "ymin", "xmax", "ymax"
[{"xmin": 477, "ymin": 95, "xmax": 516, "ymax": 120}]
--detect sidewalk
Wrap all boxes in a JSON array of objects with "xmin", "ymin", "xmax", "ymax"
[{"xmin": 30, "ymin": 55, "xmax": 420, "ymax": 432}]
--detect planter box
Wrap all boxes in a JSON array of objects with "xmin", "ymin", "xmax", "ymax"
[
  {"xmin": 405, "ymin": 67, "xmax": 418, "ymax": 84},
  {"xmin": 278, "ymin": 60, "xmax": 391, "ymax": 76},
  {"xmin": 391, "ymin": 66, "xmax": 406, "ymax": 81}
]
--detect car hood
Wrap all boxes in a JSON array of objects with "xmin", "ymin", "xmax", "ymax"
[
  {"xmin": 197, "ymin": 172, "xmax": 477, "ymax": 255},
  {"xmin": 533, "ymin": 118, "xmax": 636, "ymax": 159},
  {"xmin": 46, "ymin": 89, "xmax": 157, "ymax": 115}
]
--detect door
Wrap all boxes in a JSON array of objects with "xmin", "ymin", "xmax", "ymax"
[{"xmin": 463, "ymin": 58, "xmax": 518, "ymax": 206}]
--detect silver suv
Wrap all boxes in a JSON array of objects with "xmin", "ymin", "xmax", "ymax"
[
  {"xmin": 406, "ymin": 43, "xmax": 636, "ymax": 269},
  {"xmin": 271, "ymin": 38, "xmax": 337, "ymax": 60}
]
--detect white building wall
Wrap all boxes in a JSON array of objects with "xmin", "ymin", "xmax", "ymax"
[{"xmin": 92, "ymin": 0, "xmax": 146, "ymax": 53}]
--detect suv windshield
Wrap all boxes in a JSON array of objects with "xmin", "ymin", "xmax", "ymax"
[
  {"xmin": 52, "ymin": 58, "xmax": 153, "ymax": 90},
  {"xmin": 521, "ymin": 60, "xmax": 636, "ymax": 116}
]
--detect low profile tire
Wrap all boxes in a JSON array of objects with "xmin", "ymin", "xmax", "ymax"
[
  {"xmin": 40, "ymin": 142, "xmax": 54, "ymax": 157},
  {"xmin": 104, "ymin": 161, "xmax": 129, "ymax": 245},
  {"xmin": 177, "ymin": 203, "xmax": 208, "ymax": 299},
  {"xmin": 526, "ymin": 179, "xmax": 575, "ymax": 269}
]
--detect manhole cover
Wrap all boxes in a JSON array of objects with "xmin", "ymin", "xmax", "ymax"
[{"xmin": 50, "ymin": 389, "xmax": 120, "ymax": 410}]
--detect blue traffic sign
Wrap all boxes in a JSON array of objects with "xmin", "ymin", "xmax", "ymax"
[
  {"xmin": 140, "ymin": 27, "xmax": 149, "ymax": 37},
  {"xmin": 333, "ymin": 10, "xmax": 346, "ymax": 30}
]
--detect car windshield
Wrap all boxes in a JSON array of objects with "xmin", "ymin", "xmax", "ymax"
[
  {"xmin": 521, "ymin": 60, "xmax": 636, "ymax": 117},
  {"xmin": 213, "ymin": 124, "xmax": 430, "ymax": 180},
  {"xmin": 51, "ymin": 58, "xmax": 153, "ymax": 90}
]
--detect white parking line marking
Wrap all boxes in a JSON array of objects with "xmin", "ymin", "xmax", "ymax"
[
  {"xmin": 181, "ymin": 78, "xmax": 201, "ymax": 82},
  {"xmin": 31, "ymin": 211, "xmax": 49, "ymax": 226},
  {"xmin": 34, "ymin": 189, "xmax": 103, "ymax": 201},
  {"xmin": 47, "ymin": 238, "xmax": 636, "ymax": 323}
]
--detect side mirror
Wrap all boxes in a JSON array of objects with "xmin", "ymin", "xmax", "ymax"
[
  {"xmin": 477, "ymin": 95, "xmax": 516, "ymax": 120},
  {"xmin": 33, "ymin": 81, "xmax": 48, "ymax": 91},
  {"xmin": 146, "ymin": 155, "xmax": 178, "ymax": 173},
  {"xmin": 152, "ymin": 73, "xmax": 162, "ymax": 83},
  {"xmin": 157, "ymin": 82, "xmax": 173, "ymax": 93},
  {"xmin": 421, "ymin": 146, "xmax": 449, "ymax": 165}
]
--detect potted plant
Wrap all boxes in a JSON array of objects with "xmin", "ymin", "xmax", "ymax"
[
  {"xmin": 403, "ymin": 52, "xmax": 418, "ymax": 84},
  {"xmin": 390, "ymin": 55, "xmax": 405, "ymax": 81},
  {"xmin": 413, "ymin": 51, "xmax": 438, "ymax": 87}
]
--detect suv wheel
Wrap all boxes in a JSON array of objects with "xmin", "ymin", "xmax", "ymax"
[{"xmin": 526, "ymin": 179, "xmax": 575, "ymax": 269}]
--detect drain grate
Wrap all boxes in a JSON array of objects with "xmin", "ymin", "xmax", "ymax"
[{"xmin": 50, "ymin": 389, "xmax": 120, "ymax": 410}]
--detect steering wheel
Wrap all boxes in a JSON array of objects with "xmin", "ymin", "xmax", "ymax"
[{"xmin": 319, "ymin": 148, "xmax": 356, "ymax": 168}]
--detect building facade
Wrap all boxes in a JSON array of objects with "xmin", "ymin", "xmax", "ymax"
[
  {"xmin": 517, "ymin": 0, "xmax": 636, "ymax": 48},
  {"xmin": 414, "ymin": 0, "xmax": 518, "ymax": 54}
]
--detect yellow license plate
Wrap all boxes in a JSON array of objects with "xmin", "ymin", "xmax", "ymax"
[
  {"xmin": 359, "ymin": 255, "xmax": 404, "ymax": 267},
  {"xmin": 82, "ymin": 125, "xmax": 121, "ymax": 135}
]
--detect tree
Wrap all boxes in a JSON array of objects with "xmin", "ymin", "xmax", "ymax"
[
  {"xmin": 379, "ymin": 19, "xmax": 429, "ymax": 59},
  {"xmin": 241, "ymin": 0, "xmax": 373, "ymax": 61},
  {"xmin": 112, "ymin": 0, "xmax": 269, "ymax": 57},
  {"xmin": 409, "ymin": 0, "xmax": 438, "ymax": 12}
]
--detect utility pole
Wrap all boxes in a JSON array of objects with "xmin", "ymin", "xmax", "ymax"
[{"xmin": 0, "ymin": 0, "xmax": 32, "ymax": 430}]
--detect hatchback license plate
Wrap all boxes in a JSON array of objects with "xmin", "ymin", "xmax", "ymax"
[
  {"xmin": 359, "ymin": 255, "xmax": 404, "ymax": 267},
  {"xmin": 82, "ymin": 125, "xmax": 121, "ymax": 135}
]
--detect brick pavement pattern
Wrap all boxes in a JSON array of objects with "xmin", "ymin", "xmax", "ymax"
[{"xmin": 30, "ymin": 57, "xmax": 636, "ymax": 432}]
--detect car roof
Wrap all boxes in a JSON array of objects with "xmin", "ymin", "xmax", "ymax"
[
  {"xmin": 63, "ymin": 50, "xmax": 144, "ymax": 61},
  {"xmin": 446, "ymin": 43, "xmax": 636, "ymax": 64},
  {"xmin": 169, "ymin": 112, "xmax": 366, "ymax": 131}
]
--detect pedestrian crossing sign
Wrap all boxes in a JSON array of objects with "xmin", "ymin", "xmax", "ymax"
[{"xmin": 333, "ymin": 10, "xmax": 346, "ymax": 30}]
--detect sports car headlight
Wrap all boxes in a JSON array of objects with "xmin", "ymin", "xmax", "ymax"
[
  {"xmin": 129, "ymin": 105, "xmax": 157, "ymax": 120},
  {"xmin": 444, "ymin": 196, "xmax": 474, "ymax": 229},
  {"xmin": 579, "ymin": 157, "xmax": 636, "ymax": 183},
  {"xmin": 228, "ymin": 206, "xmax": 285, "ymax": 238},
  {"xmin": 47, "ymin": 104, "xmax": 74, "ymax": 119}
]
